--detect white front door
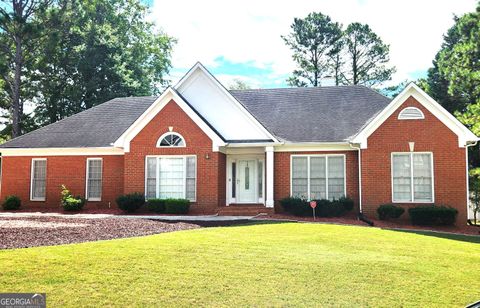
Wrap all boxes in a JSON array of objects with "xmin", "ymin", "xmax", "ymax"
[{"xmin": 237, "ymin": 160, "xmax": 256, "ymax": 203}]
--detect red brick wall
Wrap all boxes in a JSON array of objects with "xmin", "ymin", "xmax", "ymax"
[
  {"xmin": 124, "ymin": 99, "xmax": 225, "ymax": 214},
  {"xmin": 273, "ymin": 151, "xmax": 359, "ymax": 212},
  {"xmin": 361, "ymin": 96, "xmax": 468, "ymax": 222},
  {"xmin": 0, "ymin": 155, "xmax": 124, "ymax": 209}
]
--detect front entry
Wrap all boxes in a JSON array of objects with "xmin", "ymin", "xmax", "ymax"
[
  {"xmin": 237, "ymin": 160, "xmax": 256, "ymax": 203},
  {"xmin": 227, "ymin": 155, "xmax": 264, "ymax": 205}
]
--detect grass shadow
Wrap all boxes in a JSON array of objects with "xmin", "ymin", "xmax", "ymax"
[{"xmin": 389, "ymin": 228, "xmax": 480, "ymax": 244}]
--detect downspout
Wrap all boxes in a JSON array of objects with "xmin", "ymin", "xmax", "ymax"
[
  {"xmin": 349, "ymin": 142, "xmax": 363, "ymax": 214},
  {"xmin": 465, "ymin": 140, "xmax": 478, "ymax": 219}
]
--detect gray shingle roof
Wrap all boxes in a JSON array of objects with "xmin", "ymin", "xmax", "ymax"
[
  {"xmin": 0, "ymin": 96, "xmax": 157, "ymax": 148},
  {"xmin": 0, "ymin": 85, "xmax": 391, "ymax": 148},
  {"xmin": 230, "ymin": 85, "xmax": 391, "ymax": 143}
]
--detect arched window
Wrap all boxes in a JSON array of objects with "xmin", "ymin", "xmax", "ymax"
[
  {"xmin": 398, "ymin": 107, "xmax": 425, "ymax": 120},
  {"xmin": 156, "ymin": 132, "xmax": 186, "ymax": 147}
]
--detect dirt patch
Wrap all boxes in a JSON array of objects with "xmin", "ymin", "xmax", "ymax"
[{"xmin": 0, "ymin": 217, "xmax": 200, "ymax": 249}]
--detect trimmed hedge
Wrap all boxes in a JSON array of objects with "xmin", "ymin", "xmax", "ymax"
[
  {"xmin": 377, "ymin": 204, "xmax": 405, "ymax": 220},
  {"xmin": 2, "ymin": 195, "xmax": 21, "ymax": 210},
  {"xmin": 279, "ymin": 196, "xmax": 354, "ymax": 217},
  {"xmin": 165, "ymin": 199, "xmax": 190, "ymax": 214},
  {"xmin": 146, "ymin": 199, "xmax": 166, "ymax": 213},
  {"xmin": 116, "ymin": 193, "xmax": 145, "ymax": 213},
  {"xmin": 408, "ymin": 205, "xmax": 458, "ymax": 226}
]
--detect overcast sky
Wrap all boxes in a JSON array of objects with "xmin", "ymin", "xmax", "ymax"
[{"xmin": 150, "ymin": 0, "xmax": 476, "ymax": 88}]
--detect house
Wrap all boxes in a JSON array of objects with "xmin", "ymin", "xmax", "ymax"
[{"xmin": 0, "ymin": 62, "xmax": 477, "ymax": 221}]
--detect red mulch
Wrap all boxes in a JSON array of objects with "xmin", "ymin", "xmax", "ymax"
[
  {"xmin": 258, "ymin": 213, "xmax": 480, "ymax": 236},
  {"xmin": 0, "ymin": 217, "xmax": 200, "ymax": 250}
]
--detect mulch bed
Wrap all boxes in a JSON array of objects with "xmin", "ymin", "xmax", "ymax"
[
  {"xmin": 0, "ymin": 217, "xmax": 200, "ymax": 250},
  {"xmin": 257, "ymin": 214, "xmax": 480, "ymax": 236}
]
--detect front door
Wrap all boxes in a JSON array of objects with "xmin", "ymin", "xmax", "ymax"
[{"xmin": 237, "ymin": 160, "xmax": 256, "ymax": 203}]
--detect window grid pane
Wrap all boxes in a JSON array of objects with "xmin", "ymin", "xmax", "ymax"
[
  {"xmin": 310, "ymin": 157, "xmax": 326, "ymax": 200},
  {"xmin": 32, "ymin": 160, "xmax": 46, "ymax": 200},
  {"xmin": 146, "ymin": 157, "xmax": 157, "ymax": 199},
  {"xmin": 87, "ymin": 159, "xmax": 102, "ymax": 200},
  {"xmin": 159, "ymin": 158, "xmax": 184, "ymax": 199},
  {"xmin": 413, "ymin": 153, "xmax": 432, "ymax": 202},
  {"xmin": 392, "ymin": 154, "xmax": 412, "ymax": 202},
  {"xmin": 185, "ymin": 156, "xmax": 196, "ymax": 201},
  {"xmin": 327, "ymin": 156, "xmax": 345, "ymax": 200},
  {"xmin": 292, "ymin": 157, "xmax": 308, "ymax": 198}
]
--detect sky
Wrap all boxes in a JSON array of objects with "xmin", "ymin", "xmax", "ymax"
[{"xmin": 148, "ymin": 0, "xmax": 477, "ymax": 89}]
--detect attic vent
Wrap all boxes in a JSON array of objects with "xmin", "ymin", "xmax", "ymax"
[{"xmin": 398, "ymin": 107, "xmax": 424, "ymax": 120}]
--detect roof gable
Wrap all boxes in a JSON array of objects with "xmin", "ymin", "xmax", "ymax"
[
  {"xmin": 113, "ymin": 87, "xmax": 226, "ymax": 152},
  {"xmin": 175, "ymin": 62, "xmax": 278, "ymax": 142},
  {"xmin": 351, "ymin": 83, "xmax": 479, "ymax": 148}
]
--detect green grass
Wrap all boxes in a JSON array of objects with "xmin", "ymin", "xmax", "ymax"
[{"xmin": 0, "ymin": 222, "xmax": 479, "ymax": 307}]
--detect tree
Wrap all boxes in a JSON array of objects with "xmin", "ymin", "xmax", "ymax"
[
  {"xmin": 282, "ymin": 12, "xmax": 342, "ymax": 87},
  {"xmin": 342, "ymin": 22, "xmax": 395, "ymax": 87},
  {"xmin": 31, "ymin": 0, "xmax": 175, "ymax": 126},
  {"xmin": 0, "ymin": 0, "xmax": 53, "ymax": 137},
  {"xmin": 228, "ymin": 79, "xmax": 251, "ymax": 90},
  {"xmin": 469, "ymin": 168, "xmax": 480, "ymax": 224}
]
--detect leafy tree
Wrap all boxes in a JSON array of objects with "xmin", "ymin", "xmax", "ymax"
[
  {"xmin": 282, "ymin": 12, "xmax": 342, "ymax": 87},
  {"xmin": 380, "ymin": 80, "xmax": 409, "ymax": 99},
  {"xmin": 342, "ymin": 22, "xmax": 395, "ymax": 87},
  {"xmin": 0, "ymin": 0, "xmax": 54, "ymax": 137},
  {"xmin": 31, "ymin": 0, "xmax": 175, "ymax": 126},
  {"xmin": 228, "ymin": 79, "xmax": 251, "ymax": 90},
  {"xmin": 469, "ymin": 168, "xmax": 480, "ymax": 224}
]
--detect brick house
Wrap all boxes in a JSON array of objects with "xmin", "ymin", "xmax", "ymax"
[{"xmin": 0, "ymin": 63, "xmax": 477, "ymax": 221}]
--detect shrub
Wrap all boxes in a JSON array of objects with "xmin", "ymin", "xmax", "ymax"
[
  {"xmin": 60, "ymin": 185, "xmax": 85, "ymax": 211},
  {"xmin": 408, "ymin": 205, "xmax": 458, "ymax": 226},
  {"xmin": 338, "ymin": 196, "xmax": 354, "ymax": 212},
  {"xmin": 146, "ymin": 199, "xmax": 166, "ymax": 213},
  {"xmin": 279, "ymin": 197, "xmax": 310, "ymax": 216},
  {"xmin": 377, "ymin": 204, "xmax": 405, "ymax": 220},
  {"xmin": 2, "ymin": 195, "xmax": 21, "ymax": 210},
  {"xmin": 116, "ymin": 193, "xmax": 145, "ymax": 213},
  {"xmin": 165, "ymin": 199, "xmax": 190, "ymax": 214},
  {"xmin": 280, "ymin": 197, "xmax": 353, "ymax": 217}
]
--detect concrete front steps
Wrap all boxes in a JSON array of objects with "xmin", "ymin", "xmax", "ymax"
[{"xmin": 217, "ymin": 204, "xmax": 274, "ymax": 216}]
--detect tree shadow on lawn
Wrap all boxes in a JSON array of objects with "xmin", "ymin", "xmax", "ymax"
[{"xmin": 388, "ymin": 228, "xmax": 480, "ymax": 244}]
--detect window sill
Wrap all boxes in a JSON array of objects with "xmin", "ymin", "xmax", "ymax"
[{"xmin": 30, "ymin": 198, "xmax": 46, "ymax": 202}]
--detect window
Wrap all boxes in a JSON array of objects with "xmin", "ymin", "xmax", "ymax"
[
  {"xmin": 392, "ymin": 153, "xmax": 433, "ymax": 203},
  {"xmin": 31, "ymin": 159, "xmax": 47, "ymax": 201},
  {"xmin": 145, "ymin": 156, "xmax": 196, "ymax": 201},
  {"xmin": 398, "ymin": 107, "xmax": 424, "ymax": 120},
  {"xmin": 86, "ymin": 158, "xmax": 102, "ymax": 201},
  {"xmin": 291, "ymin": 155, "xmax": 345, "ymax": 200},
  {"xmin": 156, "ymin": 132, "xmax": 185, "ymax": 147}
]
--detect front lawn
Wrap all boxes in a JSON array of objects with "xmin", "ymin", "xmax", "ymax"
[{"xmin": 0, "ymin": 222, "xmax": 479, "ymax": 306}]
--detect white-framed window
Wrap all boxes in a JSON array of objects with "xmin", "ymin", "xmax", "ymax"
[
  {"xmin": 145, "ymin": 155, "xmax": 196, "ymax": 201},
  {"xmin": 391, "ymin": 152, "xmax": 434, "ymax": 203},
  {"xmin": 86, "ymin": 158, "xmax": 102, "ymax": 201},
  {"xmin": 291, "ymin": 155, "xmax": 346, "ymax": 200},
  {"xmin": 156, "ymin": 132, "xmax": 186, "ymax": 147},
  {"xmin": 30, "ymin": 158, "xmax": 47, "ymax": 201}
]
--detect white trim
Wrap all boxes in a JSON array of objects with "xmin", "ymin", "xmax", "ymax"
[
  {"xmin": 156, "ymin": 132, "xmax": 186, "ymax": 148},
  {"xmin": 175, "ymin": 62, "xmax": 279, "ymax": 143},
  {"xmin": 30, "ymin": 158, "xmax": 47, "ymax": 201},
  {"xmin": 144, "ymin": 155, "xmax": 197, "ymax": 202},
  {"xmin": 274, "ymin": 142, "xmax": 355, "ymax": 152},
  {"xmin": 290, "ymin": 154, "xmax": 347, "ymax": 200},
  {"xmin": 265, "ymin": 146, "xmax": 274, "ymax": 207},
  {"xmin": 398, "ymin": 107, "xmax": 425, "ymax": 120},
  {"xmin": 390, "ymin": 152, "xmax": 434, "ymax": 204},
  {"xmin": 114, "ymin": 87, "xmax": 226, "ymax": 152},
  {"xmin": 351, "ymin": 83, "xmax": 478, "ymax": 148},
  {"xmin": 85, "ymin": 158, "xmax": 102, "ymax": 202},
  {"xmin": 1, "ymin": 147, "xmax": 124, "ymax": 157}
]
